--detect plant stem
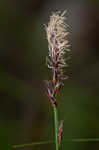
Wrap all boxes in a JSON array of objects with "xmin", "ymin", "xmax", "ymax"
[{"xmin": 54, "ymin": 107, "xmax": 59, "ymax": 150}]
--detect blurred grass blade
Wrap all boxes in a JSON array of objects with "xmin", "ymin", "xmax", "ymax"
[
  {"xmin": 63, "ymin": 138, "xmax": 99, "ymax": 142},
  {"xmin": 12, "ymin": 138, "xmax": 99, "ymax": 148},
  {"xmin": 12, "ymin": 141, "xmax": 53, "ymax": 148}
]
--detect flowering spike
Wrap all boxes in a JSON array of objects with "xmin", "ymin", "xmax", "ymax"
[{"xmin": 45, "ymin": 11, "xmax": 69, "ymax": 87}]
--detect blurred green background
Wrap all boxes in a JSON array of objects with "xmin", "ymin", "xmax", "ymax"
[{"xmin": 0, "ymin": 0, "xmax": 99, "ymax": 150}]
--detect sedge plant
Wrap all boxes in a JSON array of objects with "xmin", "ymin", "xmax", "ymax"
[
  {"xmin": 12, "ymin": 11, "xmax": 99, "ymax": 150},
  {"xmin": 45, "ymin": 11, "xmax": 69, "ymax": 150}
]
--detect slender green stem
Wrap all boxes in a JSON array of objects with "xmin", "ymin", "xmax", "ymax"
[{"xmin": 54, "ymin": 107, "xmax": 59, "ymax": 150}]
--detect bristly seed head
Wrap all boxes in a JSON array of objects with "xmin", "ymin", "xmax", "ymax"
[
  {"xmin": 45, "ymin": 11, "xmax": 70, "ymax": 108},
  {"xmin": 45, "ymin": 11, "xmax": 69, "ymax": 84}
]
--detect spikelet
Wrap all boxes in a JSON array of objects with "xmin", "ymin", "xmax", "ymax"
[
  {"xmin": 58, "ymin": 120, "xmax": 64, "ymax": 146},
  {"xmin": 45, "ymin": 11, "xmax": 70, "ymax": 108},
  {"xmin": 45, "ymin": 11, "xmax": 69, "ymax": 84}
]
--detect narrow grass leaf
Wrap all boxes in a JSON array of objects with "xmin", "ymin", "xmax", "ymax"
[{"xmin": 12, "ymin": 138, "xmax": 99, "ymax": 148}]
